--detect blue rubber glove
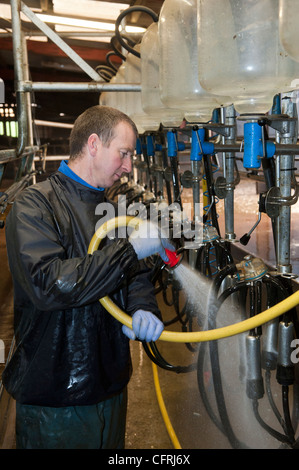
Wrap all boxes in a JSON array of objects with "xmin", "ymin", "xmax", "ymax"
[
  {"xmin": 122, "ymin": 309, "xmax": 164, "ymax": 342},
  {"xmin": 128, "ymin": 220, "xmax": 175, "ymax": 262}
]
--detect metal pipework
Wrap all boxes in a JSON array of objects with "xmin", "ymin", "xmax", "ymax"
[
  {"xmin": 212, "ymin": 142, "xmax": 299, "ymax": 155},
  {"xmin": 20, "ymin": 1, "xmax": 101, "ymax": 82},
  {"xmin": 134, "ymin": 139, "xmax": 146, "ymax": 186},
  {"xmin": 146, "ymin": 135, "xmax": 164, "ymax": 197},
  {"xmin": 0, "ymin": 146, "xmax": 39, "ymax": 165},
  {"xmin": 245, "ymin": 334, "xmax": 265, "ymax": 400},
  {"xmin": 266, "ymin": 182, "xmax": 298, "ymax": 207},
  {"xmin": 166, "ymin": 130, "xmax": 185, "ymax": 208},
  {"xmin": 276, "ymin": 95, "xmax": 298, "ymax": 275},
  {"xmin": 21, "ymin": 82, "xmax": 142, "ymax": 93},
  {"xmin": 11, "ymin": 0, "xmax": 29, "ymax": 156},
  {"xmin": 190, "ymin": 127, "xmax": 203, "ymax": 223},
  {"xmin": 223, "ymin": 105, "xmax": 237, "ymax": 241},
  {"xmin": 187, "ymin": 128, "xmax": 203, "ymax": 268}
]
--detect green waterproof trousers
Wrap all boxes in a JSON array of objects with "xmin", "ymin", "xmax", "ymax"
[{"xmin": 15, "ymin": 390, "xmax": 127, "ymax": 449}]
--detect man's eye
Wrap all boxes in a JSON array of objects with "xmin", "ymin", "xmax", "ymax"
[{"xmin": 120, "ymin": 151, "xmax": 131, "ymax": 159}]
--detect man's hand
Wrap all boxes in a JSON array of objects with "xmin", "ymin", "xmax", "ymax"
[
  {"xmin": 128, "ymin": 220, "xmax": 175, "ymax": 262},
  {"xmin": 122, "ymin": 309, "xmax": 164, "ymax": 342}
]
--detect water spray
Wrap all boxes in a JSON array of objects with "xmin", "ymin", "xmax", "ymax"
[{"xmin": 88, "ymin": 216, "xmax": 299, "ymax": 343}]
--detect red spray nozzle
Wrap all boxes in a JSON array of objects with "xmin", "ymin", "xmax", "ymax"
[{"xmin": 164, "ymin": 248, "xmax": 181, "ymax": 268}]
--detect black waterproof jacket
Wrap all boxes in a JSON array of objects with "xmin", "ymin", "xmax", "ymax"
[{"xmin": 3, "ymin": 171, "xmax": 160, "ymax": 407}]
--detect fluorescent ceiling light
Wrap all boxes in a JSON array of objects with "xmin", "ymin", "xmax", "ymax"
[
  {"xmin": 0, "ymin": 3, "xmax": 36, "ymax": 23},
  {"xmin": 36, "ymin": 13, "xmax": 145, "ymax": 34},
  {"xmin": 37, "ymin": 14, "xmax": 116, "ymax": 31},
  {"xmin": 125, "ymin": 25, "xmax": 146, "ymax": 34},
  {"xmin": 53, "ymin": 0, "xmax": 130, "ymax": 22},
  {"xmin": 54, "ymin": 24, "xmax": 112, "ymax": 43},
  {"xmin": 0, "ymin": 3, "xmax": 145, "ymax": 36},
  {"xmin": 27, "ymin": 36, "xmax": 48, "ymax": 42}
]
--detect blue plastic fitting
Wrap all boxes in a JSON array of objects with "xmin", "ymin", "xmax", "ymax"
[
  {"xmin": 144, "ymin": 136, "xmax": 162, "ymax": 157},
  {"xmin": 146, "ymin": 135, "xmax": 155, "ymax": 157},
  {"xmin": 191, "ymin": 128, "xmax": 203, "ymax": 161},
  {"xmin": 136, "ymin": 138, "xmax": 142, "ymax": 155},
  {"xmin": 190, "ymin": 128, "xmax": 214, "ymax": 161},
  {"xmin": 272, "ymin": 94, "xmax": 281, "ymax": 115},
  {"xmin": 266, "ymin": 141, "xmax": 276, "ymax": 159},
  {"xmin": 167, "ymin": 131, "xmax": 185, "ymax": 158},
  {"xmin": 244, "ymin": 122, "xmax": 262, "ymax": 169},
  {"xmin": 243, "ymin": 122, "xmax": 276, "ymax": 170},
  {"xmin": 167, "ymin": 131, "xmax": 177, "ymax": 157}
]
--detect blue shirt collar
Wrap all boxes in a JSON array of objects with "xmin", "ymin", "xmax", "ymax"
[{"xmin": 58, "ymin": 160, "xmax": 104, "ymax": 191}]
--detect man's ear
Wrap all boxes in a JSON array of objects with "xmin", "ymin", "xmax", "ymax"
[{"xmin": 87, "ymin": 133, "xmax": 100, "ymax": 156}]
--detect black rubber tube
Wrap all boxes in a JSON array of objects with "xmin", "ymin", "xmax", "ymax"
[{"xmin": 114, "ymin": 6, "xmax": 159, "ymax": 58}]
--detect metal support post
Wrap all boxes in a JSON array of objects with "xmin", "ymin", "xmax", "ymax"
[
  {"xmin": 276, "ymin": 94, "xmax": 298, "ymax": 275},
  {"xmin": 10, "ymin": 0, "xmax": 29, "ymax": 155},
  {"xmin": 223, "ymin": 105, "xmax": 237, "ymax": 241}
]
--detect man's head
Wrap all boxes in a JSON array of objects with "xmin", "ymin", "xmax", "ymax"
[
  {"xmin": 68, "ymin": 105, "xmax": 138, "ymax": 188},
  {"xmin": 69, "ymin": 105, "xmax": 138, "ymax": 160}
]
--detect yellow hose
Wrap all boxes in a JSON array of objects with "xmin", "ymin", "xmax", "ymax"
[
  {"xmin": 89, "ymin": 215, "xmax": 299, "ymax": 449},
  {"xmin": 89, "ymin": 216, "xmax": 299, "ymax": 343},
  {"xmin": 152, "ymin": 361, "xmax": 182, "ymax": 449}
]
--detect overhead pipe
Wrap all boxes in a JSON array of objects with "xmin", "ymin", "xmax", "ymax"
[{"xmin": 21, "ymin": 82, "xmax": 141, "ymax": 92}]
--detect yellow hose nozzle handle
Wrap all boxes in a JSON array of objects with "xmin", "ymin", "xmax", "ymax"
[{"xmin": 88, "ymin": 216, "xmax": 299, "ymax": 343}]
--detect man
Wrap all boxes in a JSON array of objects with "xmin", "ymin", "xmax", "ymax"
[{"xmin": 3, "ymin": 105, "xmax": 173, "ymax": 449}]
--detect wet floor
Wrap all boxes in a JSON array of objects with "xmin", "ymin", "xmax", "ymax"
[{"xmin": 1, "ymin": 173, "xmax": 299, "ymax": 449}]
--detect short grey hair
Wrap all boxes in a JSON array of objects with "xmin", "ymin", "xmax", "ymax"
[{"xmin": 69, "ymin": 105, "xmax": 138, "ymax": 160}]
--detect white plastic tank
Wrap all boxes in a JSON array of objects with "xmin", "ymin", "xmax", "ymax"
[
  {"xmin": 279, "ymin": 0, "xmax": 299, "ymax": 63},
  {"xmin": 140, "ymin": 22, "xmax": 184, "ymax": 128},
  {"xmin": 159, "ymin": 0, "xmax": 231, "ymax": 123},
  {"xmin": 99, "ymin": 75, "xmax": 118, "ymax": 109},
  {"xmin": 99, "ymin": 63, "xmax": 127, "ymax": 113},
  {"xmin": 197, "ymin": 0, "xmax": 299, "ymax": 115},
  {"xmin": 124, "ymin": 44, "xmax": 147, "ymax": 134}
]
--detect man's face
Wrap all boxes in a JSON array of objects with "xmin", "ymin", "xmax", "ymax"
[{"xmin": 94, "ymin": 121, "xmax": 136, "ymax": 188}]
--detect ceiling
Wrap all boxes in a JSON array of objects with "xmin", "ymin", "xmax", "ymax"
[{"xmin": 0, "ymin": 0, "xmax": 165, "ymax": 123}]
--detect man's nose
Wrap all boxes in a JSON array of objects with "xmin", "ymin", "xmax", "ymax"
[{"xmin": 122, "ymin": 156, "xmax": 132, "ymax": 174}]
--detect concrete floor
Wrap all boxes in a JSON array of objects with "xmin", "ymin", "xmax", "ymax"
[{"xmin": 1, "ymin": 175, "xmax": 299, "ymax": 449}]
